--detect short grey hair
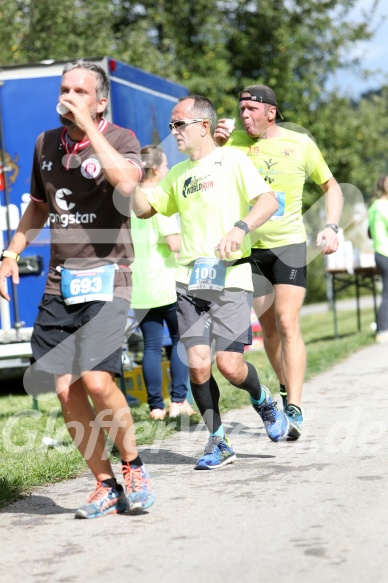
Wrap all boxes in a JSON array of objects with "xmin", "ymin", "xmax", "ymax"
[
  {"xmin": 178, "ymin": 95, "xmax": 217, "ymax": 135},
  {"xmin": 62, "ymin": 60, "xmax": 110, "ymax": 100}
]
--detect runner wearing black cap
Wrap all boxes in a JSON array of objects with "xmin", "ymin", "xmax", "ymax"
[{"xmin": 214, "ymin": 84, "xmax": 343, "ymax": 440}]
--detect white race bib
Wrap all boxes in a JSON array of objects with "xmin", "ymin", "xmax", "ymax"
[{"xmin": 60, "ymin": 264, "xmax": 116, "ymax": 305}]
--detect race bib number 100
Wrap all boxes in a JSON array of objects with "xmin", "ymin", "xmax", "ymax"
[
  {"xmin": 188, "ymin": 258, "xmax": 226, "ymax": 291},
  {"xmin": 60, "ymin": 264, "xmax": 116, "ymax": 305}
]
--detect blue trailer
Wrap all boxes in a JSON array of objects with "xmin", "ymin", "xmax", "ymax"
[{"xmin": 0, "ymin": 57, "xmax": 187, "ymax": 378}]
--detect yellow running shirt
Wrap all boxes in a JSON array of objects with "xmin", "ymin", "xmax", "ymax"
[
  {"xmin": 131, "ymin": 206, "xmax": 180, "ymax": 309},
  {"xmin": 226, "ymin": 127, "xmax": 332, "ymax": 249},
  {"xmin": 147, "ymin": 147, "xmax": 271, "ymax": 290}
]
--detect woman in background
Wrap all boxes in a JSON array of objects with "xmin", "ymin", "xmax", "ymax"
[
  {"xmin": 131, "ymin": 145, "xmax": 194, "ymax": 419},
  {"xmin": 368, "ymin": 175, "xmax": 388, "ymax": 343}
]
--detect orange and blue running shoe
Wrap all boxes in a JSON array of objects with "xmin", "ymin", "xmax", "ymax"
[
  {"xmin": 121, "ymin": 464, "xmax": 155, "ymax": 515},
  {"xmin": 74, "ymin": 481, "xmax": 127, "ymax": 519}
]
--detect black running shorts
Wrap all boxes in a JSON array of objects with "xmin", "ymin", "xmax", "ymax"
[
  {"xmin": 248, "ymin": 243, "xmax": 307, "ymax": 298},
  {"xmin": 31, "ymin": 294, "xmax": 129, "ymax": 376}
]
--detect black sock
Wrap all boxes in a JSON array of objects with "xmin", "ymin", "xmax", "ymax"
[
  {"xmin": 288, "ymin": 404, "xmax": 302, "ymax": 414},
  {"xmin": 122, "ymin": 456, "xmax": 143, "ymax": 467},
  {"xmin": 279, "ymin": 383, "xmax": 287, "ymax": 397},
  {"xmin": 190, "ymin": 376, "xmax": 222, "ymax": 434},
  {"xmin": 102, "ymin": 477, "xmax": 118, "ymax": 489},
  {"xmin": 231, "ymin": 361, "xmax": 262, "ymax": 401}
]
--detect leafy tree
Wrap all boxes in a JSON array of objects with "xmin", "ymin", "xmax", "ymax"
[
  {"xmin": 1, "ymin": 1, "xmax": 378, "ymax": 116},
  {"xmin": 0, "ymin": 0, "xmax": 386, "ymax": 303}
]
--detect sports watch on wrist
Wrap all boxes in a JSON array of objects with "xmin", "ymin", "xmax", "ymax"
[
  {"xmin": 234, "ymin": 220, "xmax": 250, "ymax": 235},
  {"xmin": 0, "ymin": 250, "xmax": 20, "ymax": 262},
  {"xmin": 324, "ymin": 224, "xmax": 339, "ymax": 234}
]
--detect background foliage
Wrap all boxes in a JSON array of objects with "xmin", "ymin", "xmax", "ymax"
[{"xmin": 1, "ymin": 0, "xmax": 387, "ymax": 301}]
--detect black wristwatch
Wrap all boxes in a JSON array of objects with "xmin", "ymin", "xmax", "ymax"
[
  {"xmin": 234, "ymin": 220, "xmax": 250, "ymax": 235},
  {"xmin": 325, "ymin": 224, "xmax": 339, "ymax": 234}
]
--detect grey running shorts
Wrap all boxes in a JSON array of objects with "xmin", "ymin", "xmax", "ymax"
[{"xmin": 176, "ymin": 284, "xmax": 252, "ymax": 352}]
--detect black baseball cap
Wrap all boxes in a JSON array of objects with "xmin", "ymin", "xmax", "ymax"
[{"xmin": 239, "ymin": 85, "xmax": 283, "ymax": 120}]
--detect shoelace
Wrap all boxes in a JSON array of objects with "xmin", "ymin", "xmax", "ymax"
[
  {"xmin": 218, "ymin": 440, "xmax": 230, "ymax": 452},
  {"xmin": 255, "ymin": 401, "xmax": 278, "ymax": 423},
  {"xmin": 286, "ymin": 406, "xmax": 300, "ymax": 420},
  {"xmin": 120, "ymin": 465, "xmax": 144, "ymax": 492},
  {"xmin": 204, "ymin": 436, "xmax": 222, "ymax": 454},
  {"xmin": 86, "ymin": 481, "xmax": 110, "ymax": 503}
]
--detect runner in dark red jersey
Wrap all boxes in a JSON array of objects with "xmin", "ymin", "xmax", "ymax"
[{"xmin": 0, "ymin": 60, "xmax": 154, "ymax": 519}]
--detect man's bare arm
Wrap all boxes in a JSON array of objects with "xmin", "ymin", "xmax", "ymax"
[
  {"xmin": 132, "ymin": 186, "xmax": 157, "ymax": 218},
  {"xmin": 0, "ymin": 201, "xmax": 49, "ymax": 300},
  {"xmin": 316, "ymin": 177, "xmax": 343, "ymax": 255},
  {"xmin": 218, "ymin": 191, "xmax": 278, "ymax": 258}
]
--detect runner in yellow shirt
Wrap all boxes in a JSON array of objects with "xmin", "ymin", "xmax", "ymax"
[
  {"xmin": 133, "ymin": 95, "xmax": 290, "ymax": 470},
  {"xmin": 215, "ymin": 85, "xmax": 343, "ymax": 440},
  {"xmin": 131, "ymin": 144, "xmax": 193, "ymax": 420}
]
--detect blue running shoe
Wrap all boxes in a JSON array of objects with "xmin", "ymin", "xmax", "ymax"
[
  {"xmin": 285, "ymin": 404, "xmax": 304, "ymax": 440},
  {"xmin": 279, "ymin": 389, "xmax": 288, "ymax": 410},
  {"xmin": 74, "ymin": 482, "xmax": 127, "ymax": 519},
  {"xmin": 194, "ymin": 436, "xmax": 236, "ymax": 470},
  {"xmin": 121, "ymin": 464, "xmax": 155, "ymax": 515},
  {"xmin": 251, "ymin": 385, "xmax": 289, "ymax": 442}
]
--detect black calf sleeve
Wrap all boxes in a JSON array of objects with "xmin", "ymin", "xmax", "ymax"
[
  {"xmin": 231, "ymin": 361, "xmax": 262, "ymax": 401},
  {"xmin": 190, "ymin": 376, "xmax": 222, "ymax": 434}
]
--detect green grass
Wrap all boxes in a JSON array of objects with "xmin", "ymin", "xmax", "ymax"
[
  {"xmin": 0, "ymin": 307, "xmax": 376, "ymax": 508},
  {"xmin": 0, "ymin": 395, "xmax": 182, "ymax": 509},
  {"xmin": 214, "ymin": 306, "xmax": 376, "ymax": 411}
]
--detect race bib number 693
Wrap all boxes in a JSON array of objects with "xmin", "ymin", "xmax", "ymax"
[{"xmin": 60, "ymin": 264, "xmax": 116, "ymax": 305}]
